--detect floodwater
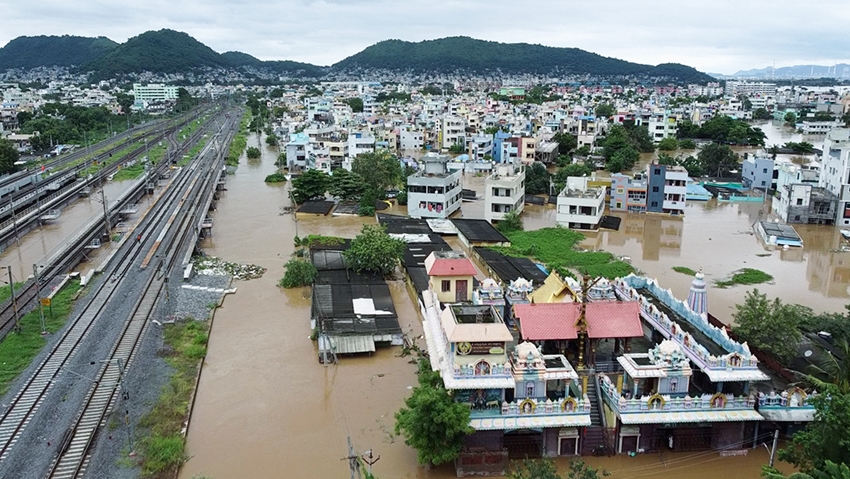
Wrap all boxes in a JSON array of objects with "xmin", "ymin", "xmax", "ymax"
[
  {"xmin": 179, "ymin": 133, "xmax": 801, "ymax": 479},
  {"xmin": 0, "ymin": 179, "xmax": 147, "ymax": 282}
]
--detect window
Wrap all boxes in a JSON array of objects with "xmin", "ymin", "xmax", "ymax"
[
  {"xmin": 763, "ymin": 168, "xmax": 768, "ymax": 173},
  {"xmin": 526, "ymin": 382, "xmax": 534, "ymax": 398},
  {"xmin": 441, "ymin": 280, "xmax": 451, "ymax": 292},
  {"xmin": 796, "ymin": 198, "xmax": 804, "ymax": 206},
  {"xmin": 652, "ymin": 186, "xmax": 659, "ymax": 193},
  {"xmin": 654, "ymin": 168, "xmax": 661, "ymax": 175},
  {"xmin": 651, "ymin": 201, "xmax": 658, "ymax": 207}
]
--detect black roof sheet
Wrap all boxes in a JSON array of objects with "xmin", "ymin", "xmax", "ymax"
[
  {"xmin": 403, "ymin": 241, "xmax": 452, "ymax": 267},
  {"xmin": 315, "ymin": 269, "xmax": 385, "ymax": 285},
  {"xmin": 312, "ymin": 283, "xmax": 401, "ymax": 335},
  {"xmin": 525, "ymin": 194, "xmax": 546, "ymax": 205},
  {"xmin": 297, "ymin": 200, "xmax": 336, "ymax": 215},
  {"xmin": 474, "ymin": 247, "xmax": 548, "ymax": 285},
  {"xmin": 377, "ymin": 214, "xmax": 433, "ymax": 234},
  {"xmin": 600, "ymin": 215, "xmax": 622, "ymax": 231},
  {"xmin": 452, "ymin": 219, "xmax": 510, "ymax": 243}
]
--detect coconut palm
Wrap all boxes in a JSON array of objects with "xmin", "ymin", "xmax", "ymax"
[{"xmin": 807, "ymin": 339, "xmax": 850, "ymax": 394}]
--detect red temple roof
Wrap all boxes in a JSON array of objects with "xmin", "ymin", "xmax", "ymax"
[{"xmin": 514, "ymin": 301, "xmax": 642, "ymax": 341}]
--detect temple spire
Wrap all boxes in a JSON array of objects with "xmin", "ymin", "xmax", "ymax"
[{"xmin": 687, "ymin": 268, "xmax": 708, "ymax": 315}]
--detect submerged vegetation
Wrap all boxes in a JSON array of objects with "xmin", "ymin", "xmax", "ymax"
[
  {"xmin": 715, "ymin": 268, "xmax": 773, "ymax": 288},
  {"xmin": 672, "ymin": 266, "xmax": 697, "ymax": 276},
  {"xmin": 493, "ymin": 227, "xmax": 633, "ymax": 279}
]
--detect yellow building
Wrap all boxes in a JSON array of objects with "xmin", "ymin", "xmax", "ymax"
[{"xmin": 425, "ymin": 251, "xmax": 477, "ymax": 303}]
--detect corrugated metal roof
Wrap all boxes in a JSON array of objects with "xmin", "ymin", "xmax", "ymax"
[
  {"xmin": 329, "ymin": 336, "xmax": 376, "ymax": 354},
  {"xmin": 470, "ymin": 414, "xmax": 592, "ymax": 431},
  {"xmin": 619, "ymin": 409, "xmax": 763, "ymax": 425}
]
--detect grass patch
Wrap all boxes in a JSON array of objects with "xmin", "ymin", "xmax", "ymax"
[
  {"xmin": 493, "ymin": 228, "xmax": 633, "ymax": 279},
  {"xmin": 136, "ymin": 319, "xmax": 209, "ymax": 477},
  {"xmin": 225, "ymin": 110, "xmax": 251, "ymax": 167},
  {"xmin": 181, "ymin": 137, "xmax": 208, "ymax": 167},
  {"xmin": 0, "ymin": 280, "xmax": 82, "ymax": 395},
  {"xmin": 112, "ymin": 163, "xmax": 145, "ymax": 181},
  {"xmin": 756, "ymin": 253, "xmax": 772, "ymax": 257},
  {"xmin": 715, "ymin": 268, "xmax": 773, "ymax": 288},
  {"xmin": 0, "ymin": 282, "xmax": 25, "ymax": 305},
  {"xmin": 672, "ymin": 266, "xmax": 697, "ymax": 276}
]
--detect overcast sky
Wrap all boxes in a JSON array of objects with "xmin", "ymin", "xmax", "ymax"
[{"xmin": 2, "ymin": 0, "xmax": 849, "ymax": 74}]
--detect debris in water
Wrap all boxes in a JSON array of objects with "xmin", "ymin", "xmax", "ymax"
[{"xmin": 192, "ymin": 256, "xmax": 267, "ymax": 280}]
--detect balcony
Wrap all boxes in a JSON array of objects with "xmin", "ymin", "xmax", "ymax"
[
  {"xmin": 598, "ymin": 373, "xmax": 762, "ymax": 424},
  {"xmin": 465, "ymin": 397, "xmax": 592, "ymax": 430}
]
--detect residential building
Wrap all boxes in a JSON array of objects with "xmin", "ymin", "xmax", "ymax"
[
  {"xmin": 399, "ymin": 128, "xmax": 424, "ymax": 151},
  {"xmin": 773, "ymin": 183, "xmax": 837, "ymax": 225},
  {"xmin": 132, "ymin": 83, "xmax": 179, "ymax": 103},
  {"xmin": 484, "ymin": 161, "xmax": 525, "ymax": 223},
  {"xmin": 424, "ymin": 251, "xmax": 477, "ymax": 303},
  {"xmin": 440, "ymin": 115, "xmax": 466, "ymax": 150},
  {"xmin": 800, "ymin": 121, "xmax": 841, "ymax": 135},
  {"xmin": 556, "ymin": 176, "xmax": 606, "ymax": 230},
  {"xmin": 610, "ymin": 173, "xmax": 648, "ymax": 213},
  {"xmin": 469, "ymin": 134, "xmax": 494, "ymax": 161},
  {"xmin": 407, "ymin": 153, "xmax": 462, "ymax": 218},
  {"xmin": 647, "ymin": 112, "xmax": 678, "ymax": 141},
  {"xmin": 725, "ymin": 81, "xmax": 777, "ymax": 97},
  {"xmin": 347, "ymin": 131, "xmax": 375, "ymax": 159},
  {"xmin": 742, "ymin": 156, "xmax": 774, "ymax": 190},
  {"xmin": 647, "ymin": 164, "xmax": 687, "ymax": 215},
  {"xmin": 535, "ymin": 141, "xmax": 559, "ymax": 164},
  {"xmin": 285, "ymin": 132, "xmax": 313, "ymax": 170},
  {"xmin": 819, "ymin": 128, "xmax": 850, "ymax": 225}
]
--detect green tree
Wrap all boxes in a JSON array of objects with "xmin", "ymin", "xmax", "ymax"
[
  {"xmin": 753, "ymin": 108, "xmax": 772, "ymax": 120},
  {"xmin": 269, "ymin": 88, "xmax": 283, "ymax": 98},
  {"xmin": 785, "ymin": 112, "xmax": 798, "ymax": 124},
  {"xmin": 174, "ymin": 87, "xmax": 197, "ymax": 113},
  {"xmin": 265, "ymin": 134, "xmax": 278, "ymax": 146},
  {"xmin": 115, "ymin": 92, "xmax": 135, "ymax": 115},
  {"xmin": 732, "ymin": 289, "xmax": 802, "ymax": 362},
  {"xmin": 698, "ymin": 143, "xmax": 739, "ymax": 178},
  {"xmin": 678, "ymin": 138, "xmax": 696, "ymax": 149},
  {"xmin": 358, "ymin": 188, "xmax": 377, "ymax": 217},
  {"xmin": 290, "ymin": 169, "xmax": 329, "ymax": 203},
  {"xmin": 607, "ymin": 146, "xmax": 639, "ymax": 173},
  {"xmin": 246, "ymin": 146, "xmax": 261, "ymax": 159},
  {"xmin": 351, "ymin": 151, "xmax": 402, "ymax": 191},
  {"xmin": 0, "ymin": 139, "xmax": 20, "ymax": 175},
  {"xmin": 808, "ymin": 340, "xmax": 850, "ymax": 394},
  {"xmin": 779, "ymin": 389, "xmax": 850, "ymax": 473},
  {"xmin": 784, "ymin": 142, "xmax": 815, "ymax": 154},
  {"xmin": 575, "ymin": 145, "xmax": 592, "ymax": 156},
  {"xmin": 394, "ymin": 357, "xmax": 473, "ymax": 466},
  {"xmin": 657, "ymin": 137, "xmax": 679, "ymax": 151},
  {"xmin": 508, "ymin": 457, "xmax": 608, "ymax": 479},
  {"xmin": 497, "ymin": 211, "xmax": 523, "ymax": 233},
  {"xmin": 344, "ymin": 97, "xmax": 364, "ymax": 112},
  {"xmin": 656, "ymin": 152, "xmax": 678, "ymax": 166},
  {"xmin": 680, "ymin": 155, "xmax": 704, "ymax": 177},
  {"xmin": 329, "ymin": 168, "xmax": 367, "ymax": 202},
  {"xmin": 594, "ymin": 103, "xmax": 615, "ymax": 118},
  {"xmin": 448, "ymin": 143, "xmax": 465, "ymax": 154},
  {"xmin": 524, "ymin": 162, "xmax": 551, "ymax": 195},
  {"xmin": 279, "ymin": 259, "xmax": 317, "ymax": 288},
  {"xmin": 552, "ymin": 131, "xmax": 578, "ymax": 155},
  {"xmin": 553, "ymin": 163, "xmax": 593, "ymax": 191},
  {"xmin": 343, "ymin": 224, "xmax": 405, "ymax": 276}
]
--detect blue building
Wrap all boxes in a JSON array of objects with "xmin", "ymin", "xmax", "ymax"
[
  {"xmin": 491, "ymin": 131, "xmax": 511, "ymax": 163},
  {"xmin": 742, "ymin": 156, "xmax": 775, "ymax": 190}
]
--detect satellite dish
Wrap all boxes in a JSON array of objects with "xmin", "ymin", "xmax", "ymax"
[{"xmin": 804, "ymin": 350, "xmax": 813, "ymax": 358}]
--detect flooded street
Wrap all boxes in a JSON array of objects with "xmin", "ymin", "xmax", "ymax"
[{"xmin": 178, "ymin": 132, "xmax": 813, "ymax": 478}]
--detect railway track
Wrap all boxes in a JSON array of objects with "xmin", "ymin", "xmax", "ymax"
[
  {"xmin": 0, "ymin": 109, "xmax": 225, "ymax": 345},
  {"xmin": 0, "ymin": 109, "xmax": 240, "ymax": 473}
]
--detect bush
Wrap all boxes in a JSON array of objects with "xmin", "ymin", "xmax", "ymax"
[
  {"xmin": 678, "ymin": 138, "xmax": 696, "ymax": 149},
  {"xmin": 280, "ymin": 259, "xmax": 318, "ymax": 288},
  {"xmin": 497, "ymin": 211, "xmax": 523, "ymax": 233},
  {"xmin": 246, "ymin": 146, "xmax": 261, "ymax": 159},
  {"xmin": 397, "ymin": 191, "xmax": 408, "ymax": 205},
  {"xmin": 657, "ymin": 137, "xmax": 679, "ymax": 151},
  {"xmin": 264, "ymin": 172, "xmax": 287, "ymax": 183}
]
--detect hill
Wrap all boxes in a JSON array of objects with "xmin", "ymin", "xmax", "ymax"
[
  {"xmin": 0, "ymin": 35, "xmax": 117, "ymax": 70},
  {"xmin": 729, "ymin": 63, "xmax": 850, "ymax": 80},
  {"xmin": 221, "ymin": 51, "xmax": 327, "ymax": 77},
  {"xmin": 332, "ymin": 37, "xmax": 713, "ymax": 82},
  {"xmin": 85, "ymin": 29, "xmax": 229, "ymax": 77}
]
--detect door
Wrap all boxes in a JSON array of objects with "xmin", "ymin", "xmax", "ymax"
[{"xmin": 456, "ymin": 279, "xmax": 468, "ymax": 302}]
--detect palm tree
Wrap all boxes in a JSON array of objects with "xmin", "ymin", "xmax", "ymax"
[{"xmin": 807, "ymin": 339, "xmax": 850, "ymax": 394}]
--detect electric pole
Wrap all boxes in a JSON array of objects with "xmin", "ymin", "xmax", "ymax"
[
  {"xmin": 768, "ymin": 429, "xmax": 779, "ymax": 468},
  {"xmin": 7, "ymin": 266, "xmax": 19, "ymax": 332},
  {"xmin": 33, "ymin": 264, "xmax": 46, "ymax": 334},
  {"xmin": 343, "ymin": 436, "xmax": 361, "ymax": 479},
  {"xmin": 100, "ymin": 189, "xmax": 111, "ymax": 239}
]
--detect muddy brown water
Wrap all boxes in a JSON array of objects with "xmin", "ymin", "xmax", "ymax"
[
  {"xmin": 179, "ymin": 134, "xmax": 811, "ymax": 478},
  {"xmin": 0, "ymin": 180, "xmax": 149, "ymax": 281}
]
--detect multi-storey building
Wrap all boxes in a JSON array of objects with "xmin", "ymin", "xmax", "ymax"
[
  {"xmin": 556, "ymin": 176, "xmax": 606, "ymax": 230},
  {"xmin": 407, "ymin": 153, "xmax": 462, "ymax": 218},
  {"xmin": 610, "ymin": 173, "xmax": 648, "ymax": 213},
  {"xmin": 819, "ymin": 128, "xmax": 850, "ymax": 225},
  {"xmin": 725, "ymin": 81, "xmax": 777, "ymax": 97},
  {"xmin": 647, "ymin": 164, "xmax": 687, "ymax": 215},
  {"xmin": 132, "ymin": 83, "xmax": 178, "ymax": 103},
  {"xmin": 440, "ymin": 115, "xmax": 466, "ymax": 150},
  {"xmin": 347, "ymin": 131, "xmax": 375, "ymax": 159},
  {"xmin": 484, "ymin": 161, "xmax": 525, "ymax": 223},
  {"xmin": 285, "ymin": 132, "xmax": 313, "ymax": 171},
  {"xmin": 742, "ymin": 156, "xmax": 775, "ymax": 190},
  {"xmin": 647, "ymin": 112, "xmax": 678, "ymax": 141}
]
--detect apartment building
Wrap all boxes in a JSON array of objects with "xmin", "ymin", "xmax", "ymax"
[
  {"xmin": 407, "ymin": 153, "xmax": 462, "ymax": 218},
  {"xmin": 647, "ymin": 112, "xmax": 678, "ymax": 141},
  {"xmin": 819, "ymin": 128, "xmax": 850, "ymax": 225},
  {"xmin": 647, "ymin": 164, "xmax": 687, "ymax": 215},
  {"xmin": 347, "ymin": 131, "xmax": 375, "ymax": 159},
  {"xmin": 285, "ymin": 132, "xmax": 313, "ymax": 170},
  {"xmin": 399, "ymin": 128, "xmax": 424, "ymax": 151},
  {"xmin": 610, "ymin": 173, "xmax": 648, "ymax": 213},
  {"xmin": 132, "ymin": 83, "xmax": 178, "ymax": 103},
  {"xmin": 484, "ymin": 162, "xmax": 525, "ymax": 223},
  {"xmin": 440, "ymin": 115, "xmax": 466, "ymax": 150},
  {"xmin": 725, "ymin": 81, "xmax": 777, "ymax": 97},
  {"xmin": 742, "ymin": 156, "xmax": 775, "ymax": 190},
  {"xmin": 556, "ymin": 177, "xmax": 606, "ymax": 230}
]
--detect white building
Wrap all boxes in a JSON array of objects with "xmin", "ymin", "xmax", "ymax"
[
  {"xmin": 555, "ymin": 177, "xmax": 605, "ymax": 230},
  {"xmin": 347, "ymin": 131, "xmax": 375, "ymax": 159},
  {"xmin": 484, "ymin": 162, "xmax": 525, "ymax": 223},
  {"xmin": 647, "ymin": 113, "xmax": 678, "ymax": 141},
  {"xmin": 132, "ymin": 83, "xmax": 179, "ymax": 103},
  {"xmin": 662, "ymin": 166, "xmax": 689, "ymax": 216},
  {"xmin": 399, "ymin": 128, "xmax": 424, "ymax": 151},
  {"xmin": 440, "ymin": 115, "xmax": 466, "ymax": 150},
  {"xmin": 820, "ymin": 128, "xmax": 850, "ymax": 225},
  {"xmin": 407, "ymin": 153, "xmax": 462, "ymax": 218},
  {"xmin": 725, "ymin": 81, "xmax": 777, "ymax": 97}
]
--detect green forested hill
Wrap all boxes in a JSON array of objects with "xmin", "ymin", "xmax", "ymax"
[
  {"xmin": 85, "ymin": 29, "xmax": 229, "ymax": 76},
  {"xmin": 333, "ymin": 37, "xmax": 713, "ymax": 82},
  {"xmin": 0, "ymin": 35, "xmax": 117, "ymax": 70}
]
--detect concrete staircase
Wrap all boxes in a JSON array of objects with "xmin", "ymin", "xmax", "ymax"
[{"xmin": 582, "ymin": 377, "xmax": 608, "ymax": 456}]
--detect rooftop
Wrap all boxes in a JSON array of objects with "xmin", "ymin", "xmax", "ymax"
[
  {"xmin": 440, "ymin": 304, "xmax": 513, "ymax": 343},
  {"xmin": 424, "ymin": 250, "xmax": 478, "ymax": 276},
  {"xmin": 514, "ymin": 301, "xmax": 643, "ymax": 340},
  {"xmin": 452, "ymin": 219, "xmax": 510, "ymax": 244}
]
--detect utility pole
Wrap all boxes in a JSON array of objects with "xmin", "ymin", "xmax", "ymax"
[
  {"xmin": 361, "ymin": 449, "xmax": 380, "ymax": 477},
  {"xmin": 33, "ymin": 264, "xmax": 46, "ymax": 335},
  {"xmin": 6, "ymin": 266, "xmax": 19, "ymax": 332},
  {"xmin": 343, "ymin": 436, "xmax": 361, "ymax": 479},
  {"xmin": 100, "ymin": 189, "xmax": 111, "ymax": 239},
  {"xmin": 768, "ymin": 429, "xmax": 779, "ymax": 468}
]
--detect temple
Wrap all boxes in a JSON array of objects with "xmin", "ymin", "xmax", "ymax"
[{"xmin": 417, "ymin": 254, "xmax": 815, "ymax": 477}]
